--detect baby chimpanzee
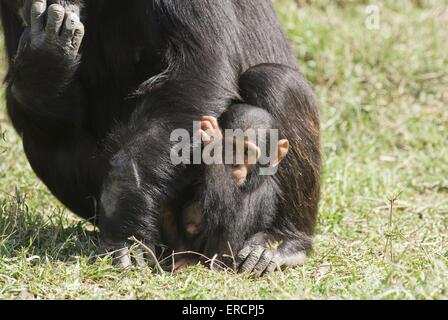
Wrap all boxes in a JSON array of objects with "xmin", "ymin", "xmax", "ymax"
[{"xmin": 161, "ymin": 104, "xmax": 289, "ymax": 273}]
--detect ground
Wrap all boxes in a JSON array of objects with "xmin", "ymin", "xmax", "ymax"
[{"xmin": 0, "ymin": 0, "xmax": 447, "ymax": 299}]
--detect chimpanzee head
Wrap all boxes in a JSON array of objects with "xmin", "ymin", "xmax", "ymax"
[{"xmin": 219, "ymin": 104, "xmax": 290, "ymax": 188}]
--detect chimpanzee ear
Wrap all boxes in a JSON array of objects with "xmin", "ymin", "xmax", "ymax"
[
  {"xmin": 278, "ymin": 139, "xmax": 290, "ymax": 160},
  {"xmin": 272, "ymin": 139, "xmax": 290, "ymax": 167}
]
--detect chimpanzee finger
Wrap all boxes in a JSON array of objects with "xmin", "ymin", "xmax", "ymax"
[
  {"xmin": 235, "ymin": 245, "xmax": 252, "ymax": 268},
  {"xmin": 72, "ymin": 23, "xmax": 85, "ymax": 53},
  {"xmin": 30, "ymin": 0, "xmax": 46, "ymax": 34},
  {"xmin": 201, "ymin": 116, "xmax": 219, "ymax": 130},
  {"xmin": 112, "ymin": 247, "xmax": 133, "ymax": 270},
  {"xmin": 263, "ymin": 261, "xmax": 280, "ymax": 275},
  {"xmin": 46, "ymin": 4, "xmax": 65, "ymax": 37},
  {"xmin": 197, "ymin": 129, "xmax": 211, "ymax": 143},
  {"xmin": 132, "ymin": 248, "xmax": 146, "ymax": 268},
  {"xmin": 252, "ymin": 250, "xmax": 274, "ymax": 277},
  {"xmin": 263, "ymin": 253, "xmax": 283, "ymax": 275},
  {"xmin": 201, "ymin": 119, "xmax": 214, "ymax": 132},
  {"xmin": 61, "ymin": 13, "xmax": 79, "ymax": 44},
  {"xmin": 238, "ymin": 246, "xmax": 264, "ymax": 274}
]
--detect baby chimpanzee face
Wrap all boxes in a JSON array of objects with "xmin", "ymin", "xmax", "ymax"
[
  {"xmin": 226, "ymin": 133, "xmax": 289, "ymax": 187},
  {"xmin": 198, "ymin": 114, "xmax": 290, "ymax": 187}
]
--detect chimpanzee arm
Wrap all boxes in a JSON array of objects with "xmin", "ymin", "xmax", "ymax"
[
  {"xmin": 5, "ymin": 0, "xmax": 86, "ymax": 139},
  {"xmin": 2, "ymin": 1, "xmax": 104, "ymax": 220}
]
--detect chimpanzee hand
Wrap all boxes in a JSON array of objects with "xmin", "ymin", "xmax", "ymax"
[
  {"xmin": 19, "ymin": 0, "xmax": 84, "ymax": 59},
  {"xmin": 11, "ymin": 0, "xmax": 85, "ymax": 109},
  {"xmin": 236, "ymin": 232, "xmax": 307, "ymax": 277},
  {"xmin": 197, "ymin": 116, "xmax": 223, "ymax": 145},
  {"xmin": 99, "ymin": 238, "xmax": 159, "ymax": 271}
]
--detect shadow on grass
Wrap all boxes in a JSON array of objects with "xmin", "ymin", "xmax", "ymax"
[{"xmin": 0, "ymin": 190, "xmax": 98, "ymax": 262}]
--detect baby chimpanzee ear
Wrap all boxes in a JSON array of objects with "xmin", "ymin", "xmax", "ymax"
[{"xmin": 272, "ymin": 139, "xmax": 290, "ymax": 167}]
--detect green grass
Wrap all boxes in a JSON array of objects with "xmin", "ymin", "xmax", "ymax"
[{"xmin": 0, "ymin": 0, "xmax": 447, "ymax": 299}]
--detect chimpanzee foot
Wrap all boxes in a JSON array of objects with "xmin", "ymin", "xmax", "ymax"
[
  {"xmin": 196, "ymin": 116, "xmax": 223, "ymax": 146},
  {"xmin": 236, "ymin": 232, "xmax": 308, "ymax": 277},
  {"xmin": 25, "ymin": 0, "xmax": 85, "ymax": 58}
]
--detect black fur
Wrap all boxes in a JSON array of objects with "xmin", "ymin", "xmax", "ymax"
[{"xmin": 0, "ymin": 0, "xmax": 321, "ymax": 273}]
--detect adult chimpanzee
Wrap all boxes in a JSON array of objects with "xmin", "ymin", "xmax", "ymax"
[{"xmin": 0, "ymin": 0, "xmax": 321, "ymax": 275}]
